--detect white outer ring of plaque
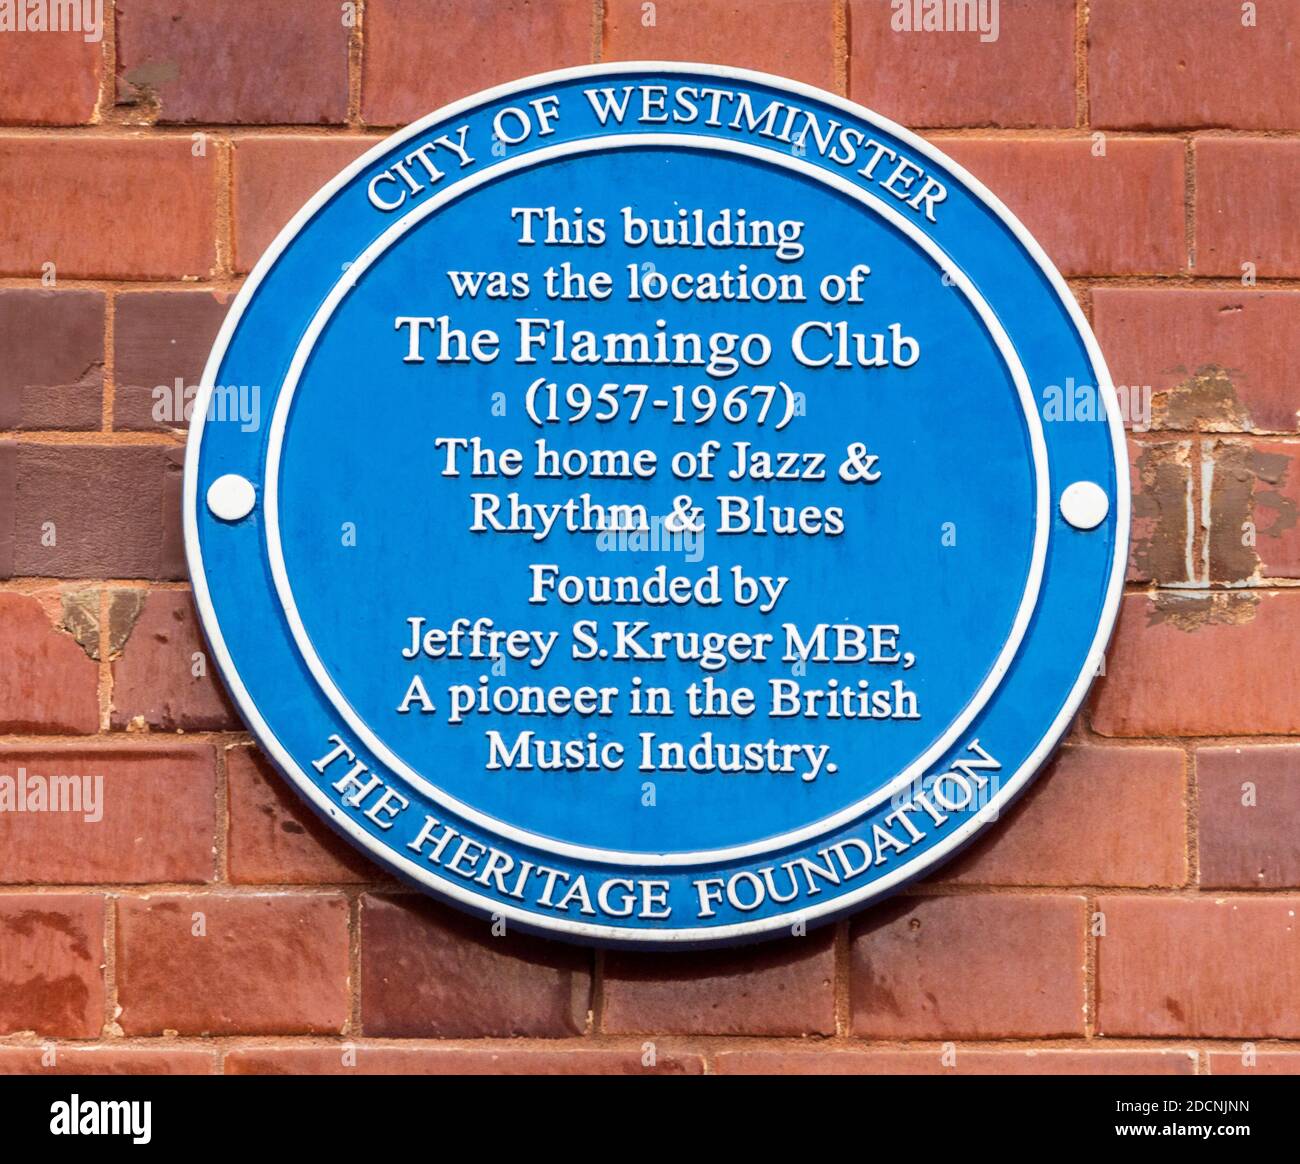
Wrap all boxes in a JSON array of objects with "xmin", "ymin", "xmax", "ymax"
[
  {"xmin": 184, "ymin": 62, "xmax": 1131, "ymax": 941},
  {"xmin": 260, "ymin": 133, "xmax": 1049, "ymax": 867}
]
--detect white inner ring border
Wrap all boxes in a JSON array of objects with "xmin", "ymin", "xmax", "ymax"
[
  {"xmin": 184, "ymin": 62, "xmax": 1130, "ymax": 943},
  {"xmin": 261, "ymin": 133, "xmax": 1050, "ymax": 867}
]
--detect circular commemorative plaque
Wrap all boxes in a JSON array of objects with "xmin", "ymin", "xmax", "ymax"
[{"xmin": 186, "ymin": 64, "xmax": 1128, "ymax": 946}]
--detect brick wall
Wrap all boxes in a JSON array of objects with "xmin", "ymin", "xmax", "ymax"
[{"xmin": 1, "ymin": 0, "xmax": 1298, "ymax": 1077}]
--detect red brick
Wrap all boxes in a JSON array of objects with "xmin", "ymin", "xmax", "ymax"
[
  {"xmin": 1196, "ymin": 139, "xmax": 1300, "ymax": 276},
  {"xmin": 850, "ymin": 895, "xmax": 1086, "ymax": 1038},
  {"xmin": 1127, "ymin": 439, "xmax": 1193, "ymax": 585},
  {"xmin": 849, "ymin": 0, "xmax": 1074, "ymax": 128},
  {"xmin": 603, "ymin": 930, "xmax": 835, "ymax": 1036},
  {"xmin": 110, "ymin": 589, "xmax": 239, "ymax": 731},
  {"xmin": 232, "ymin": 137, "xmax": 373, "ymax": 272},
  {"xmin": 1198, "ymin": 746, "xmax": 1300, "ymax": 889},
  {"xmin": 604, "ymin": 0, "xmax": 835, "ymax": 92},
  {"xmin": 0, "ymin": 894, "xmax": 104, "ymax": 1037},
  {"xmin": 934, "ymin": 745, "xmax": 1186, "ymax": 888},
  {"xmin": 360, "ymin": 893, "xmax": 591, "ymax": 1037},
  {"xmin": 113, "ymin": 290, "xmax": 232, "ymax": 432},
  {"xmin": 933, "ymin": 137, "xmax": 1186, "ymax": 276},
  {"xmin": 364, "ymin": 0, "xmax": 593, "ymax": 126},
  {"xmin": 1091, "ymin": 591, "xmax": 1300, "ymax": 736},
  {"xmin": 0, "ymin": 1046, "xmax": 216, "ymax": 1074},
  {"xmin": 0, "ymin": 290, "xmax": 103, "ymax": 430},
  {"xmin": 226, "ymin": 1044, "xmax": 703, "ymax": 1075},
  {"xmin": 0, "ymin": 592, "xmax": 99, "ymax": 732},
  {"xmin": 116, "ymin": 893, "xmax": 350, "ymax": 1035},
  {"xmin": 0, "ymin": 139, "xmax": 215, "ymax": 279},
  {"xmin": 1097, "ymin": 897, "xmax": 1300, "ymax": 1037},
  {"xmin": 1091, "ymin": 0, "xmax": 1300, "ymax": 130},
  {"xmin": 0, "ymin": 441, "xmax": 14, "ymax": 577},
  {"xmin": 9, "ymin": 445, "xmax": 183, "ymax": 579},
  {"xmin": 1209, "ymin": 1051, "xmax": 1300, "ymax": 1076},
  {"xmin": 116, "ymin": 0, "xmax": 349, "ymax": 124},
  {"xmin": 716, "ymin": 1049, "xmax": 1196, "ymax": 1075},
  {"xmin": 0, "ymin": 744, "xmax": 214, "ymax": 884},
  {"xmin": 159, "ymin": 446, "xmax": 186, "ymax": 578},
  {"xmin": 0, "ymin": 26, "xmax": 102, "ymax": 126},
  {"xmin": 1093, "ymin": 288, "xmax": 1300, "ymax": 434},
  {"xmin": 227, "ymin": 746, "xmax": 381, "ymax": 885}
]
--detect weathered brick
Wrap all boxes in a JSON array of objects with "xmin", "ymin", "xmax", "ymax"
[
  {"xmin": 850, "ymin": 895, "xmax": 1086, "ymax": 1038},
  {"xmin": 0, "ymin": 25, "xmax": 102, "ymax": 125},
  {"xmin": 10, "ymin": 445, "xmax": 183, "ymax": 579},
  {"xmin": 360, "ymin": 893, "xmax": 591, "ymax": 1037},
  {"xmin": 0, "ymin": 894, "xmax": 104, "ymax": 1037},
  {"xmin": 1205, "ymin": 439, "xmax": 1300, "ymax": 582},
  {"xmin": 0, "ymin": 441, "xmax": 14, "ymax": 577},
  {"xmin": 849, "ymin": 0, "xmax": 1074, "ymax": 128},
  {"xmin": 116, "ymin": 893, "xmax": 350, "ymax": 1035},
  {"xmin": 933, "ymin": 137, "xmax": 1186, "ymax": 276},
  {"xmin": 0, "ymin": 290, "xmax": 103, "ymax": 430},
  {"xmin": 1091, "ymin": 591, "xmax": 1300, "ymax": 736},
  {"xmin": 604, "ymin": 0, "xmax": 835, "ymax": 91},
  {"xmin": 603, "ymin": 930, "xmax": 835, "ymax": 1036},
  {"xmin": 159, "ymin": 445, "xmax": 186, "ymax": 578},
  {"xmin": 116, "ymin": 0, "xmax": 349, "ymax": 124},
  {"xmin": 1097, "ymin": 897, "xmax": 1300, "ymax": 1037},
  {"xmin": 715, "ymin": 1049, "xmax": 1196, "ymax": 1075},
  {"xmin": 0, "ymin": 592, "xmax": 99, "ymax": 732},
  {"xmin": 934, "ymin": 745, "xmax": 1186, "ymax": 888},
  {"xmin": 1209, "ymin": 1051, "xmax": 1300, "ymax": 1075},
  {"xmin": 113, "ymin": 290, "xmax": 232, "ymax": 432},
  {"xmin": 0, "ymin": 744, "xmax": 215, "ymax": 884},
  {"xmin": 1127, "ymin": 439, "xmax": 1193, "ymax": 585},
  {"xmin": 363, "ymin": 0, "xmax": 593, "ymax": 126},
  {"xmin": 1090, "ymin": 0, "xmax": 1300, "ymax": 130},
  {"xmin": 1093, "ymin": 288, "xmax": 1300, "ymax": 434},
  {"xmin": 232, "ymin": 137, "xmax": 373, "ymax": 272},
  {"xmin": 0, "ymin": 1045, "xmax": 216, "ymax": 1074},
  {"xmin": 1198, "ymin": 745, "xmax": 1300, "ymax": 889},
  {"xmin": 110, "ymin": 589, "xmax": 239, "ymax": 731},
  {"xmin": 0, "ymin": 139, "xmax": 216, "ymax": 279},
  {"xmin": 226, "ymin": 1044, "xmax": 703, "ymax": 1075},
  {"xmin": 1196, "ymin": 139, "xmax": 1300, "ymax": 276},
  {"xmin": 227, "ymin": 746, "xmax": 380, "ymax": 885}
]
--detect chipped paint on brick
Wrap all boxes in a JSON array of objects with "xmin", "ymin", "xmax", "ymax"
[
  {"xmin": 116, "ymin": 59, "xmax": 179, "ymax": 120},
  {"xmin": 1152, "ymin": 364, "xmax": 1250, "ymax": 432},
  {"xmin": 1206, "ymin": 441, "xmax": 1300, "ymax": 583},
  {"xmin": 57, "ymin": 589, "xmax": 100, "ymax": 660},
  {"xmin": 1130, "ymin": 440, "xmax": 1194, "ymax": 584},
  {"xmin": 51, "ymin": 587, "xmax": 135, "ymax": 663},
  {"xmin": 1148, "ymin": 591, "xmax": 1259, "ymax": 632},
  {"xmin": 1251, "ymin": 447, "xmax": 1299, "ymax": 543},
  {"xmin": 1206, "ymin": 441, "xmax": 1258, "ymax": 584},
  {"xmin": 105, "ymin": 588, "xmax": 148, "ymax": 658}
]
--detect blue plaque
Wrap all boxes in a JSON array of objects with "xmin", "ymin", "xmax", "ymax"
[{"xmin": 187, "ymin": 65, "xmax": 1127, "ymax": 946}]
